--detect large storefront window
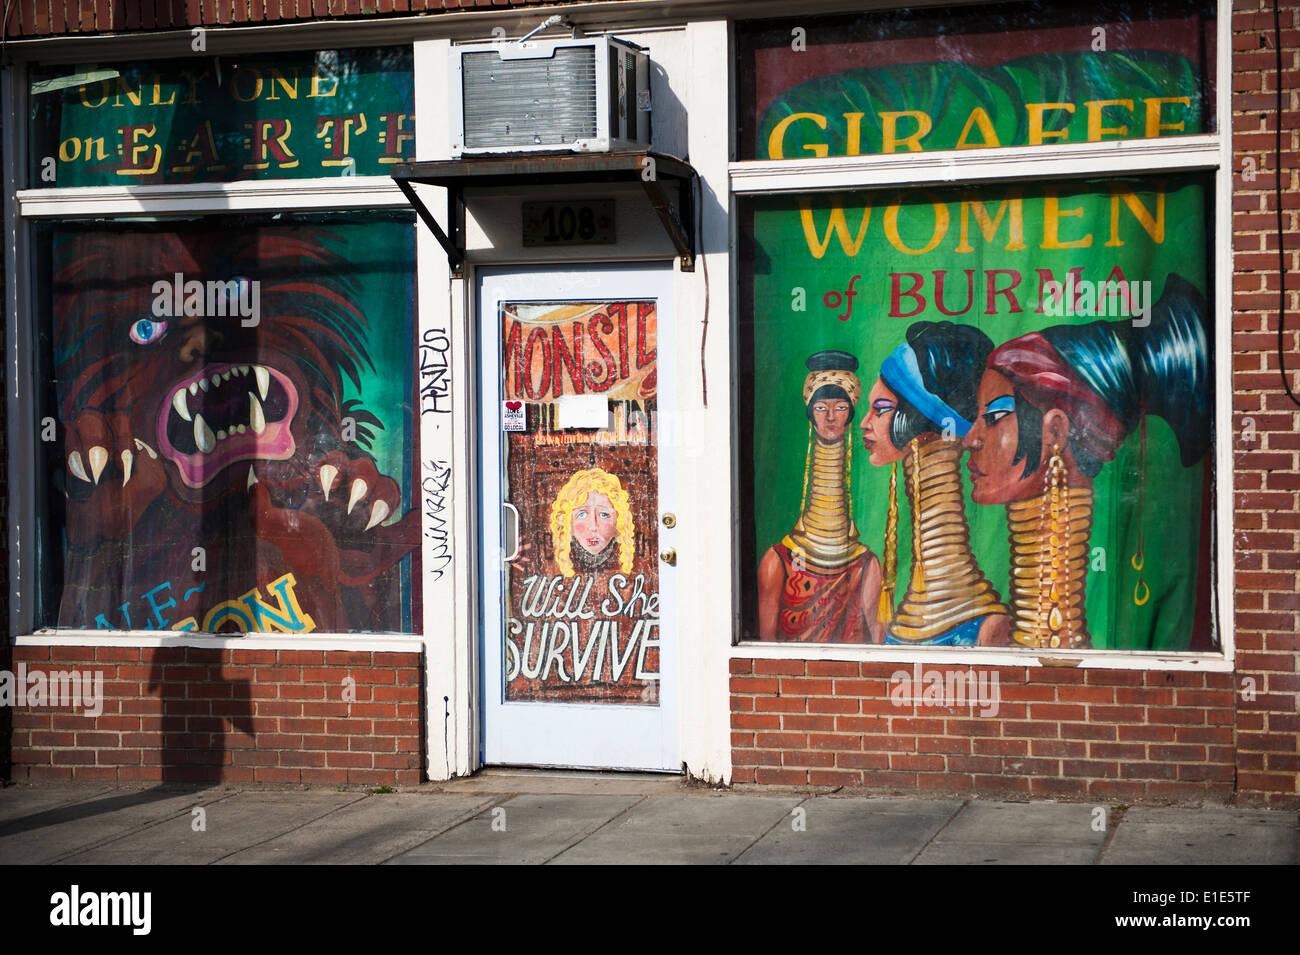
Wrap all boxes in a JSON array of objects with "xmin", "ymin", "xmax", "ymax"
[
  {"xmin": 30, "ymin": 212, "xmax": 420, "ymax": 635},
  {"xmin": 734, "ymin": 2, "xmax": 1219, "ymax": 653},
  {"xmin": 17, "ymin": 45, "xmax": 422, "ymax": 637}
]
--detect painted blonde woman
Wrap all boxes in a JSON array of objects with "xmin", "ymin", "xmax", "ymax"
[
  {"xmin": 549, "ymin": 467, "xmax": 636, "ymax": 577},
  {"xmin": 758, "ymin": 351, "xmax": 883, "ymax": 643}
]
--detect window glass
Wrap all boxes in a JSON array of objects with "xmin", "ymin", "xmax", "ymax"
[
  {"xmin": 28, "ymin": 47, "xmax": 414, "ymax": 187},
  {"xmin": 737, "ymin": 173, "xmax": 1215, "ymax": 651},
  {"xmin": 33, "ymin": 211, "xmax": 421, "ymax": 634},
  {"xmin": 736, "ymin": 1, "xmax": 1216, "ymax": 160}
]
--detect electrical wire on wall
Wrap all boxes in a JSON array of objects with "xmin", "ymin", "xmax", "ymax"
[
  {"xmin": 1, "ymin": 0, "xmax": 15, "ymax": 67},
  {"xmin": 1274, "ymin": 0, "xmax": 1299, "ymax": 408}
]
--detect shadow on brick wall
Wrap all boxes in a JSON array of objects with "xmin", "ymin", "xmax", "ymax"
[{"xmin": 145, "ymin": 651, "xmax": 253, "ymax": 782}]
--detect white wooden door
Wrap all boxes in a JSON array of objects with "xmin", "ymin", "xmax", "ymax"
[{"xmin": 478, "ymin": 264, "xmax": 678, "ymax": 770}]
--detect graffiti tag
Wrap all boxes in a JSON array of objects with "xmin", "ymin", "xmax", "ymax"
[
  {"xmin": 423, "ymin": 458, "xmax": 453, "ymax": 580},
  {"xmin": 419, "ymin": 327, "xmax": 452, "ymax": 414}
]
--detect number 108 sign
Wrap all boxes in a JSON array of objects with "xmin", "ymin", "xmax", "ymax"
[{"xmin": 522, "ymin": 200, "xmax": 616, "ymax": 247}]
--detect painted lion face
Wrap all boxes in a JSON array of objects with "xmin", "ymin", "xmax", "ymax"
[{"xmin": 52, "ymin": 225, "xmax": 374, "ymax": 503}]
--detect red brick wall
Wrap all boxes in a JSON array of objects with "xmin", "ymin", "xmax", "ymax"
[
  {"xmin": 732, "ymin": 660, "xmax": 1237, "ymax": 803},
  {"xmin": 1232, "ymin": 0, "xmax": 1300, "ymax": 807},
  {"xmin": 732, "ymin": 0, "xmax": 1300, "ymax": 810},
  {"xmin": 9, "ymin": 646, "xmax": 424, "ymax": 785},
  {"xmin": 1, "ymin": 0, "xmax": 631, "ymax": 38}
]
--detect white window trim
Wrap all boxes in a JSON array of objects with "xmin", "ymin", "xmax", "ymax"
[
  {"xmin": 12, "ymin": 632, "xmax": 419, "ymax": 652},
  {"xmin": 16, "ymin": 177, "xmax": 409, "ymax": 218},
  {"xmin": 727, "ymin": 3, "xmax": 1234, "ymax": 673},
  {"xmin": 4, "ymin": 51, "xmax": 427, "ymax": 652},
  {"xmin": 729, "ymin": 135, "xmax": 1221, "ymax": 194}
]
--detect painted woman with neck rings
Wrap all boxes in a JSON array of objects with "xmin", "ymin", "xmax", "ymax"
[
  {"xmin": 961, "ymin": 275, "xmax": 1211, "ymax": 649},
  {"xmin": 860, "ymin": 321, "xmax": 1009, "ymax": 647},
  {"xmin": 757, "ymin": 351, "xmax": 883, "ymax": 643}
]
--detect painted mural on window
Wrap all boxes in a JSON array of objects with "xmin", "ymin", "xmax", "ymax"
[
  {"xmin": 37, "ymin": 213, "xmax": 421, "ymax": 634},
  {"xmin": 738, "ymin": 7, "xmax": 1216, "ymax": 650},
  {"xmin": 28, "ymin": 47, "xmax": 414, "ymax": 188},
  {"xmin": 500, "ymin": 302, "xmax": 661, "ymax": 703},
  {"xmin": 737, "ymin": 2, "xmax": 1216, "ymax": 160},
  {"xmin": 742, "ymin": 176, "xmax": 1215, "ymax": 651}
]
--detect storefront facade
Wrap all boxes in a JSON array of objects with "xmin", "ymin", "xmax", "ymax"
[{"xmin": 2, "ymin": 0, "xmax": 1296, "ymax": 807}]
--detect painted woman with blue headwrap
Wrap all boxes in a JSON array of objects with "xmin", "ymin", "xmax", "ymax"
[{"xmin": 860, "ymin": 322, "xmax": 1009, "ymax": 646}]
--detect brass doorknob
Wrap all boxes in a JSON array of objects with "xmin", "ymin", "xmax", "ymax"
[{"xmin": 660, "ymin": 548, "xmax": 677, "ymax": 566}]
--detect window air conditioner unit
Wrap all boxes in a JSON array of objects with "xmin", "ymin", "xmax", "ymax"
[{"xmin": 450, "ymin": 36, "xmax": 651, "ymax": 157}]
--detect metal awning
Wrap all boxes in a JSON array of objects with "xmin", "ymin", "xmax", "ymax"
[{"xmin": 390, "ymin": 150, "xmax": 697, "ymax": 278}]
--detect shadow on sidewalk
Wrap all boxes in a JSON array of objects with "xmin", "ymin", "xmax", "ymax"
[{"xmin": 0, "ymin": 784, "xmax": 214, "ymax": 837}]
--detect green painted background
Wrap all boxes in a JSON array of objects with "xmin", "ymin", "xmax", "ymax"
[
  {"xmin": 745, "ymin": 174, "xmax": 1212, "ymax": 651},
  {"xmin": 28, "ymin": 47, "xmax": 413, "ymax": 188},
  {"xmin": 758, "ymin": 50, "xmax": 1206, "ymax": 159}
]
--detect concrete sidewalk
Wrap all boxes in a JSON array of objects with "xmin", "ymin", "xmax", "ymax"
[{"xmin": 1, "ymin": 773, "xmax": 1296, "ymax": 865}]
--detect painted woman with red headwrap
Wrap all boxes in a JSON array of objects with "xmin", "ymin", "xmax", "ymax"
[{"xmin": 962, "ymin": 275, "xmax": 1211, "ymax": 649}]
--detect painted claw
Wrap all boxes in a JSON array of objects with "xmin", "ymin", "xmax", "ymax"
[
  {"xmin": 346, "ymin": 478, "xmax": 368, "ymax": 515},
  {"xmin": 88, "ymin": 445, "xmax": 108, "ymax": 485},
  {"xmin": 320, "ymin": 465, "xmax": 338, "ymax": 501},
  {"xmin": 68, "ymin": 451, "xmax": 91, "ymax": 483},
  {"xmin": 121, "ymin": 449, "xmax": 134, "ymax": 487},
  {"xmin": 132, "ymin": 438, "xmax": 158, "ymax": 460},
  {"xmin": 364, "ymin": 500, "xmax": 390, "ymax": 531}
]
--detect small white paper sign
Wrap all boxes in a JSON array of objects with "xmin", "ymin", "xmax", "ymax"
[
  {"xmin": 502, "ymin": 400, "xmax": 526, "ymax": 432},
  {"xmin": 556, "ymin": 394, "xmax": 610, "ymax": 430}
]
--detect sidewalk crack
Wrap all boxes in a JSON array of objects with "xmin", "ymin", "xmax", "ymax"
[
  {"xmin": 542, "ymin": 795, "xmax": 648, "ymax": 865},
  {"xmin": 728, "ymin": 795, "xmax": 812, "ymax": 865},
  {"xmin": 905, "ymin": 799, "xmax": 967, "ymax": 865}
]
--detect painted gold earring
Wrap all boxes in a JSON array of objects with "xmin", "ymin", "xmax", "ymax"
[
  {"xmin": 1132, "ymin": 415, "xmax": 1150, "ymax": 606},
  {"xmin": 909, "ymin": 439, "xmax": 925, "ymax": 594},
  {"xmin": 879, "ymin": 459, "xmax": 898, "ymax": 624},
  {"xmin": 1035, "ymin": 443, "xmax": 1071, "ymax": 647}
]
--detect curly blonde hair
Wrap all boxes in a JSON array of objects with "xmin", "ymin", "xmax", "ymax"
[{"xmin": 549, "ymin": 467, "xmax": 636, "ymax": 577}]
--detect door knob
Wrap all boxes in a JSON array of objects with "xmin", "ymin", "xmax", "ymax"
[{"xmin": 660, "ymin": 548, "xmax": 677, "ymax": 566}]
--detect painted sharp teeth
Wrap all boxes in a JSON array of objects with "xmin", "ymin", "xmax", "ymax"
[
  {"xmin": 194, "ymin": 414, "xmax": 216, "ymax": 453},
  {"xmin": 346, "ymin": 478, "xmax": 368, "ymax": 515},
  {"xmin": 235, "ymin": 366, "xmax": 248, "ymax": 376},
  {"xmin": 210, "ymin": 373, "xmax": 222, "ymax": 388},
  {"xmin": 254, "ymin": 366, "xmax": 270, "ymax": 401},
  {"xmin": 237, "ymin": 424, "xmax": 246, "ymax": 434},
  {"xmin": 249, "ymin": 394, "xmax": 266, "ymax": 435},
  {"xmin": 364, "ymin": 500, "xmax": 390, "ymax": 531},
  {"xmin": 198, "ymin": 378, "xmax": 209, "ymax": 392},
  {"xmin": 121, "ymin": 449, "xmax": 133, "ymax": 487},
  {"xmin": 172, "ymin": 389, "xmax": 192, "ymax": 422},
  {"xmin": 189, "ymin": 382, "xmax": 198, "ymax": 396},
  {"xmin": 216, "ymin": 429, "xmax": 227, "ymax": 441},
  {"xmin": 221, "ymin": 371, "xmax": 231, "ymax": 382},
  {"xmin": 247, "ymin": 467, "xmax": 258, "ymax": 490},
  {"xmin": 319, "ymin": 464, "xmax": 338, "ymax": 500},
  {"xmin": 68, "ymin": 451, "xmax": 91, "ymax": 483},
  {"xmin": 88, "ymin": 445, "xmax": 108, "ymax": 485}
]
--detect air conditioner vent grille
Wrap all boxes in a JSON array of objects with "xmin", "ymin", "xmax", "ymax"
[{"xmin": 461, "ymin": 48, "xmax": 598, "ymax": 148}]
